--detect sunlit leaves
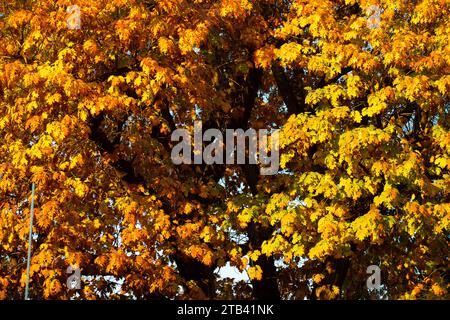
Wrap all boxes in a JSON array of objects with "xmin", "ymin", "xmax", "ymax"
[{"xmin": 0, "ymin": 0, "xmax": 449, "ymax": 301}]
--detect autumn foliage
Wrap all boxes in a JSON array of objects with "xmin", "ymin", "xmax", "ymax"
[{"xmin": 0, "ymin": 0, "xmax": 449, "ymax": 300}]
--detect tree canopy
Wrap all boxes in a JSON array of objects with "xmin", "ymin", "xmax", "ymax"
[{"xmin": 0, "ymin": 0, "xmax": 449, "ymax": 300}]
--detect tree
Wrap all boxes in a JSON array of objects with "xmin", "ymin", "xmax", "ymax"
[{"xmin": 0, "ymin": 0, "xmax": 449, "ymax": 300}]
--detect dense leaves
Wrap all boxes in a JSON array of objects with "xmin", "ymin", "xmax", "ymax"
[{"xmin": 0, "ymin": 0, "xmax": 449, "ymax": 299}]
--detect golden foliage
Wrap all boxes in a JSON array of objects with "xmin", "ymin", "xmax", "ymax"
[{"xmin": 0, "ymin": 0, "xmax": 449, "ymax": 300}]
